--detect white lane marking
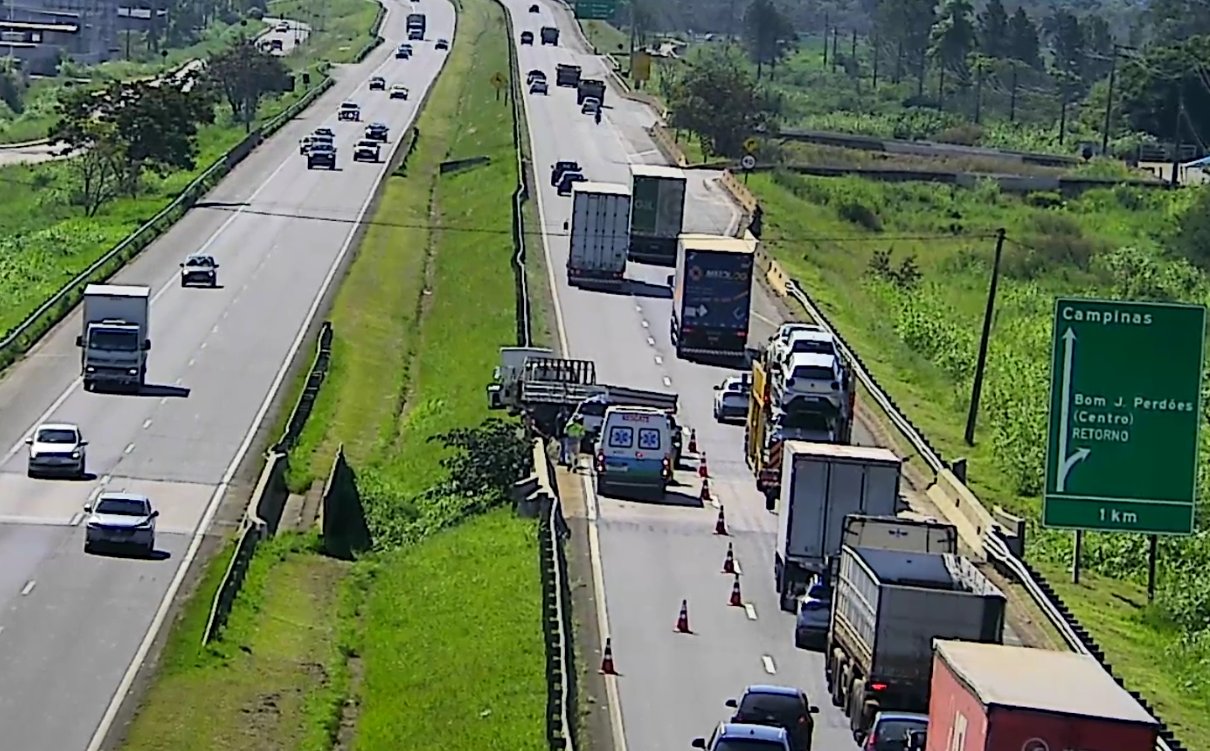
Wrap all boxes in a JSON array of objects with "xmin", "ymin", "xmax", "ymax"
[
  {"xmin": 762, "ymin": 655, "xmax": 777, "ymax": 674},
  {"xmin": 646, "ymin": 337, "xmax": 655, "ymax": 346},
  {"xmin": 4, "ymin": 34, "xmax": 413, "ymax": 465},
  {"xmin": 753, "ymin": 311, "xmax": 778, "ymax": 327},
  {"xmin": 20, "ymin": 580, "xmax": 35, "ymax": 596},
  {"xmin": 662, "ymin": 376, "xmax": 671, "ymax": 387},
  {"xmin": 519, "ymin": 8, "xmax": 626, "ymax": 751},
  {"xmin": 188, "ymin": 358, "xmax": 196, "ymax": 367},
  {"xmin": 744, "ymin": 603, "xmax": 757, "ymax": 621},
  {"xmin": 211, "ymin": 325, "xmax": 219, "ymax": 334},
  {"xmin": 123, "ymin": 443, "xmax": 134, "ymax": 454},
  {"xmin": 87, "ymin": 486, "xmax": 103, "ymax": 503},
  {"xmin": 199, "ymin": 342, "xmax": 207, "ymax": 350},
  {"xmin": 142, "ymin": 419, "xmax": 152, "ymax": 429},
  {"xmin": 640, "ymin": 320, "xmax": 648, "ymax": 329},
  {"xmin": 634, "ymin": 304, "xmax": 641, "ymax": 312},
  {"xmin": 159, "ymin": 397, "xmax": 168, "ymax": 405},
  {"xmin": 84, "ymin": 8, "xmax": 451, "ymax": 748},
  {"xmin": 100, "ymin": 474, "xmax": 110, "ymax": 485},
  {"xmin": 654, "ymin": 355, "xmax": 662, "ymax": 364},
  {"xmin": 69, "ymin": 512, "xmax": 84, "ymax": 527}
]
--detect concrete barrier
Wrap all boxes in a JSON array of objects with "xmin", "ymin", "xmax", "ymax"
[{"xmin": 648, "ymin": 124, "xmax": 687, "ymax": 167}]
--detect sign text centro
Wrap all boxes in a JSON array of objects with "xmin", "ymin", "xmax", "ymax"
[{"xmin": 1043, "ymin": 297, "xmax": 1206, "ymax": 535}]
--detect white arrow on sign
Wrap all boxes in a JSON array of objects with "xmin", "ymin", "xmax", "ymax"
[
  {"xmin": 1056, "ymin": 327, "xmax": 1092, "ymax": 492},
  {"xmin": 696, "ymin": 304, "xmax": 708, "ymax": 316}
]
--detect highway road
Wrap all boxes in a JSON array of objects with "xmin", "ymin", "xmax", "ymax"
[
  {"xmin": 509, "ymin": 3, "xmax": 1022, "ymax": 750},
  {"xmin": 0, "ymin": 1, "xmax": 453, "ymax": 748}
]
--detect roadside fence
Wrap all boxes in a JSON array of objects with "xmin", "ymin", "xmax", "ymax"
[{"xmin": 500, "ymin": 0, "xmax": 533, "ymax": 348}]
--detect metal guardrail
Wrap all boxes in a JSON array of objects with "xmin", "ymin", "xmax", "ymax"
[
  {"xmin": 781, "ymin": 276, "xmax": 1183, "ymax": 751},
  {"xmin": 533, "ymin": 440, "xmax": 576, "ymax": 751},
  {"xmin": 500, "ymin": 0, "xmax": 532, "ymax": 348},
  {"xmin": 0, "ymin": 73, "xmax": 336, "ymax": 372},
  {"xmin": 202, "ymin": 322, "xmax": 335, "ymax": 645}
]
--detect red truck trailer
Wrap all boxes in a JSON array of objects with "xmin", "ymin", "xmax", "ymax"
[{"xmin": 927, "ymin": 639, "xmax": 1159, "ymax": 751}]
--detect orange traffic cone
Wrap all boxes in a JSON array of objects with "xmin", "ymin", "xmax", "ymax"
[
  {"xmin": 700, "ymin": 478, "xmax": 712, "ymax": 504},
  {"xmin": 698, "ymin": 453, "xmax": 709, "ymax": 478},
  {"xmin": 675, "ymin": 599, "xmax": 692, "ymax": 633},
  {"xmin": 721, "ymin": 543, "xmax": 736, "ymax": 574},
  {"xmin": 714, "ymin": 505, "xmax": 728, "ymax": 535},
  {"xmin": 600, "ymin": 638, "xmax": 617, "ymax": 675},
  {"xmin": 688, "ymin": 429, "xmax": 698, "ymax": 454},
  {"xmin": 729, "ymin": 575, "xmax": 743, "ymax": 607}
]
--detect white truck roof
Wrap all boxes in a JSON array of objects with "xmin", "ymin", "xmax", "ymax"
[
  {"xmin": 573, "ymin": 181, "xmax": 631, "ymax": 197},
  {"xmin": 631, "ymin": 164, "xmax": 686, "ymax": 180},
  {"xmin": 783, "ymin": 440, "xmax": 899, "ymax": 465},
  {"xmin": 84, "ymin": 284, "xmax": 150, "ymax": 298},
  {"xmin": 678, "ymin": 233, "xmax": 756, "ymax": 255},
  {"xmin": 933, "ymin": 639, "xmax": 1158, "ymax": 725}
]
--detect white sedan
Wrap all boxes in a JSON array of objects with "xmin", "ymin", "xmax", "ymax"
[
  {"xmin": 25, "ymin": 422, "xmax": 87, "ymax": 478},
  {"xmin": 84, "ymin": 493, "xmax": 159, "ymax": 556},
  {"xmin": 713, "ymin": 376, "xmax": 750, "ymax": 422}
]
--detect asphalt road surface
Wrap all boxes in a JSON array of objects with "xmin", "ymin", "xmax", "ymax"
[
  {"xmin": 509, "ymin": 3, "xmax": 1021, "ymax": 750},
  {"xmin": 0, "ymin": 1, "xmax": 453, "ymax": 748}
]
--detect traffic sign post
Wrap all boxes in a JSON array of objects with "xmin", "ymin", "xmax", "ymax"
[
  {"xmin": 490, "ymin": 71, "xmax": 506, "ymax": 101},
  {"xmin": 1043, "ymin": 297, "xmax": 1206, "ymax": 536},
  {"xmin": 739, "ymin": 154, "xmax": 756, "ymax": 183},
  {"xmin": 573, "ymin": 0, "xmax": 616, "ymax": 20}
]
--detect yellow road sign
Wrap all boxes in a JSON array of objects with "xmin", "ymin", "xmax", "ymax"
[
  {"xmin": 490, "ymin": 72, "xmax": 506, "ymax": 89},
  {"xmin": 631, "ymin": 51, "xmax": 652, "ymax": 83},
  {"xmin": 743, "ymin": 137, "xmax": 759, "ymax": 155}
]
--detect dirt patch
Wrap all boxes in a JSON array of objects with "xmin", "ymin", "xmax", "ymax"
[{"xmin": 335, "ymin": 655, "xmax": 364, "ymax": 751}]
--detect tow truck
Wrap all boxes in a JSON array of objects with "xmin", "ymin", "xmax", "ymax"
[{"xmin": 487, "ymin": 347, "xmax": 678, "ymax": 435}]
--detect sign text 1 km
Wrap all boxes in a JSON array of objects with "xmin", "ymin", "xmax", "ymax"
[{"xmin": 1043, "ymin": 297, "xmax": 1205, "ymax": 535}]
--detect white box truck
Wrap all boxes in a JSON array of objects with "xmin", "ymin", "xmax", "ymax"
[
  {"xmin": 774, "ymin": 441, "xmax": 902, "ymax": 611},
  {"xmin": 567, "ymin": 181, "xmax": 631, "ymax": 287},
  {"xmin": 75, "ymin": 284, "xmax": 151, "ymax": 392},
  {"xmin": 628, "ymin": 164, "xmax": 686, "ymax": 266}
]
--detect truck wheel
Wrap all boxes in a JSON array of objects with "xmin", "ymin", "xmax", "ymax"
[
  {"xmin": 83, "ymin": 380, "xmax": 93, "ymax": 392},
  {"xmin": 764, "ymin": 489, "xmax": 776, "ymax": 511},
  {"xmin": 848, "ymin": 678, "xmax": 864, "ymax": 727}
]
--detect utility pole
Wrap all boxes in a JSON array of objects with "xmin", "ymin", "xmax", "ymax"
[
  {"xmin": 871, "ymin": 33, "xmax": 878, "ymax": 88},
  {"xmin": 1100, "ymin": 48, "xmax": 1118, "ymax": 156},
  {"xmin": 830, "ymin": 27, "xmax": 838, "ymax": 73},
  {"xmin": 964, "ymin": 228, "xmax": 1007, "ymax": 446},
  {"xmin": 1170, "ymin": 85, "xmax": 1184, "ymax": 187},
  {"xmin": 822, "ymin": 13, "xmax": 828, "ymax": 67},
  {"xmin": 1009, "ymin": 63, "xmax": 1018, "ymax": 122}
]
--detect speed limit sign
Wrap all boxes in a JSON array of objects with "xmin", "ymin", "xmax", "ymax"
[{"xmin": 741, "ymin": 154, "xmax": 757, "ymax": 170}]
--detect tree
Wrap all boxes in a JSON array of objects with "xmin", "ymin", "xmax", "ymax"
[
  {"xmin": 206, "ymin": 38, "xmax": 289, "ymax": 130},
  {"xmin": 1148, "ymin": 0, "xmax": 1210, "ymax": 42},
  {"xmin": 873, "ymin": 0, "xmax": 936, "ymax": 92},
  {"xmin": 1047, "ymin": 11, "xmax": 1084, "ymax": 81},
  {"xmin": 62, "ymin": 120, "xmax": 127, "ymax": 216},
  {"xmin": 667, "ymin": 51, "xmax": 776, "ymax": 157},
  {"xmin": 741, "ymin": 0, "xmax": 796, "ymax": 80},
  {"xmin": 1006, "ymin": 7, "xmax": 1042, "ymax": 69},
  {"xmin": 1081, "ymin": 15, "xmax": 1114, "ymax": 82},
  {"xmin": 928, "ymin": 0, "xmax": 976, "ymax": 106},
  {"xmin": 976, "ymin": 0, "xmax": 1009, "ymax": 58},
  {"xmin": 1118, "ymin": 36, "xmax": 1210, "ymax": 145}
]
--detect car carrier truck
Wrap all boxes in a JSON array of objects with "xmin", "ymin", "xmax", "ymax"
[
  {"xmin": 773, "ymin": 441, "xmax": 903, "ymax": 610},
  {"xmin": 627, "ymin": 164, "xmax": 686, "ymax": 266},
  {"xmin": 826, "ymin": 546, "xmax": 1006, "ymax": 738},
  {"xmin": 76, "ymin": 284, "xmax": 152, "ymax": 392}
]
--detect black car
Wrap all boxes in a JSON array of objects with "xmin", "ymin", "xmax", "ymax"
[
  {"xmin": 179, "ymin": 254, "xmax": 219, "ymax": 287},
  {"xmin": 369, "ymin": 76, "xmax": 386, "ymax": 90},
  {"xmin": 435, "ymin": 38, "xmax": 449, "ymax": 49},
  {"xmin": 396, "ymin": 46, "xmax": 411, "ymax": 59},
  {"xmin": 556, "ymin": 170, "xmax": 585, "ymax": 196},
  {"xmin": 520, "ymin": 30, "xmax": 534, "ymax": 45},
  {"xmin": 550, "ymin": 159, "xmax": 581, "ymax": 187},
  {"xmin": 365, "ymin": 123, "xmax": 389, "ymax": 141},
  {"xmin": 725, "ymin": 686, "xmax": 820, "ymax": 751}
]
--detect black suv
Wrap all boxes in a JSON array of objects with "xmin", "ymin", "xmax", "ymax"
[
  {"xmin": 550, "ymin": 160, "xmax": 581, "ymax": 187},
  {"xmin": 365, "ymin": 122, "xmax": 390, "ymax": 142},
  {"xmin": 725, "ymin": 686, "xmax": 820, "ymax": 751}
]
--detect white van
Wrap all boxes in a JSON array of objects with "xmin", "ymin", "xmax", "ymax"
[{"xmin": 593, "ymin": 405, "xmax": 672, "ymax": 498}]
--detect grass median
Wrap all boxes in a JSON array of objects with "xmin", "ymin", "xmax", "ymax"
[{"xmin": 120, "ymin": 0, "xmax": 547, "ymax": 748}]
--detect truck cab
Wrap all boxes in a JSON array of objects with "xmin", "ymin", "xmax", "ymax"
[
  {"xmin": 540, "ymin": 26, "xmax": 559, "ymax": 44},
  {"xmin": 406, "ymin": 13, "xmax": 426, "ymax": 39},
  {"xmin": 555, "ymin": 63, "xmax": 581, "ymax": 87},
  {"xmin": 576, "ymin": 78, "xmax": 605, "ymax": 104},
  {"xmin": 76, "ymin": 284, "xmax": 151, "ymax": 392}
]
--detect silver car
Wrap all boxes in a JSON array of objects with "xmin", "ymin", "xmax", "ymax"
[
  {"xmin": 84, "ymin": 493, "xmax": 158, "ymax": 555},
  {"xmin": 25, "ymin": 422, "xmax": 87, "ymax": 478}
]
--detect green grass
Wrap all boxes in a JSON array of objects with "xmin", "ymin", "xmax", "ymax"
[
  {"xmin": 355, "ymin": 509, "xmax": 545, "ymax": 749},
  {"xmin": 267, "ymin": 0, "xmax": 382, "ymax": 65},
  {"xmin": 581, "ymin": 20, "xmax": 627, "ymax": 56},
  {"xmin": 118, "ymin": 534, "xmax": 361, "ymax": 751},
  {"xmin": 747, "ymin": 170, "xmax": 1210, "ymax": 747}
]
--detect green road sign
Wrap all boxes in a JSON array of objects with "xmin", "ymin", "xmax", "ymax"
[
  {"xmin": 1043, "ymin": 297, "xmax": 1206, "ymax": 535},
  {"xmin": 574, "ymin": 0, "xmax": 616, "ymax": 20}
]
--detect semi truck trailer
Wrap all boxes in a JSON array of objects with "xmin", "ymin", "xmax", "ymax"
[
  {"xmin": 566, "ymin": 182, "xmax": 631, "ymax": 287},
  {"xmin": 627, "ymin": 164, "xmax": 686, "ymax": 266},
  {"xmin": 774, "ymin": 441, "xmax": 902, "ymax": 610},
  {"xmin": 826, "ymin": 546, "xmax": 1006, "ymax": 737},
  {"xmin": 76, "ymin": 284, "xmax": 152, "ymax": 392},
  {"xmin": 670, "ymin": 233, "xmax": 755, "ymax": 360}
]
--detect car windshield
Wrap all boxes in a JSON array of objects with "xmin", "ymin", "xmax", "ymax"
[
  {"xmin": 185, "ymin": 256, "xmax": 213, "ymax": 267},
  {"xmin": 739, "ymin": 692, "xmax": 807, "ymax": 726},
  {"xmin": 36, "ymin": 429, "xmax": 77, "ymax": 444},
  {"xmin": 875, "ymin": 719, "xmax": 928, "ymax": 744},
  {"xmin": 715, "ymin": 741, "xmax": 786, "ymax": 751},
  {"xmin": 789, "ymin": 366, "xmax": 835, "ymax": 383},
  {"xmin": 723, "ymin": 380, "xmax": 748, "ymax": 393},
  {"xmin": 341, "ymin": 103, "xmax": 358, "ymax": 109},
  {"xmin": 95, "ymin": 498, "xmax": 148, "ymax": 516},
  {"xmin": 358, "ymin": 141, "xmax": 377, "ymax": 148},
  {"xmin": 88, "ymin": 329, "xmax": 140, "ymax": 351},
  {"xmin": 790, "ymin": 339, "xmax": 834, "ymax": 355}
]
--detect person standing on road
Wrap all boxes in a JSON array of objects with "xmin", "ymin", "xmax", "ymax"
[{"xmin": 563, "ymin": 415, "xmax": 586, "ymax": 468}]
